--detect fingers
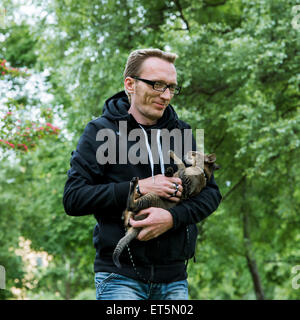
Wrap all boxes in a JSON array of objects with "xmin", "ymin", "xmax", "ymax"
[
  {"xmin": 130, "ymin": 213, "xmax": 149, "ymax": 228},
  {"xmin": 169, "ymin": 183, "xmax": 183, "ymax": 193},
  {"xmin": 137, "ymin": 228, "xmax": 159, "ymax": 241},
  {"xmin": 168, "ymin": 177, "xmax": 182, "ymax": 186},
  {"xmin": 129, "ymin": 208, "xmax": 174, "ymax": 241},
  {"xmin": 152, "ymin": 174, "xmax": 182, "ymax": 188},
  {"xmin": 129, "ymin": 217, "xmax": 156, "ymax": 241},
  {"xmin": 130, "ymin": 219, "xmax": 163, "ymax": 241},
  {"xmin": 139, "ymin": 175, "xmax": 181, "ymax": 194},
  {"xmin": 128, "ymin": 218, "xmax": 152, "ymax": 241},
  {"xmin": 139, "ymin": 175, "xmax": 183, "ymax": 199},
  {"xmin": 163, "ymin": 182, "xmax": 183, "ymax": 201}
]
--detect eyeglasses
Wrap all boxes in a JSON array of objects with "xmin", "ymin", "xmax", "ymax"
[{"xmin": 133, "ymin": 76, "xmax": 181, "ymax": 95}]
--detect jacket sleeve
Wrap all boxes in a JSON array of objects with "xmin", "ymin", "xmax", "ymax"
[
  {"xmin": 168, "ymin": 126, "xmax": 222, "ymax": 229},
  {"xmin": 63, "ymin": 121, "xmax": 130, "ymax": 217}
]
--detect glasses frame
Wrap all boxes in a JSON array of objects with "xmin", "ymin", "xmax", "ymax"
[{"xmin": 133, "ymin": 76, "xmax": 181, "ymax": 95}]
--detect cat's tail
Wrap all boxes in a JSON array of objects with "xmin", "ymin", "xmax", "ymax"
[{"xmin": 112, "ymin": 227, "xmax": 140, "ymax": 268}]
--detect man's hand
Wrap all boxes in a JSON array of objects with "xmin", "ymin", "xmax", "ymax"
[
  {"xmin": 138, "ymin": 174, "xmax": 182, "ymax": 203},
  {"xmin": 129, "ymin": 207, "xmax": 174, "ymax": 241}
]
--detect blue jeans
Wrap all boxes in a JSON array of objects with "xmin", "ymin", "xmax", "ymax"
[{"xmin": 95, "ymin": 272, "xmax": 188, "ymax": 300}]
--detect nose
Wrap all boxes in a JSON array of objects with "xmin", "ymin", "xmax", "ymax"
[{"xmin": 160, "ymin": 88, "xmax": 172, "ymax": 100}]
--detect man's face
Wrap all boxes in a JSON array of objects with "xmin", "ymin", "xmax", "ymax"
[{"xmin": 127, "ymin": 57, "xmax": 177, "ymax": 125}]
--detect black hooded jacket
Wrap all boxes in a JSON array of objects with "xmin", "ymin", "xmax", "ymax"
[{"xmin": 63, "ymin": 91, "xmax": 222, "ymax": 283}]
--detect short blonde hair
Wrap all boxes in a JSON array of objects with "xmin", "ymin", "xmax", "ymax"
[{"xmin": 123, "ymin": 48, "xmax": 178, "ymax": 102}]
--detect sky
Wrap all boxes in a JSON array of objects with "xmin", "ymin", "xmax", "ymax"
[{"xmin": 0, "ymin": 0, "xmax": 72, "ymax": 151}]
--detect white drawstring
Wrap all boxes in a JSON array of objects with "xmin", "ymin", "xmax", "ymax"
[
  {"xmin": 157, "ymin": 129, "xmax": 165, "ymax": 176},
  {"xmin": 139, "ymin": 125, "xmax": 165, "ymax": 182}
]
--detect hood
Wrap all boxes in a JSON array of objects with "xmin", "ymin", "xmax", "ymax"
[{"xmin": 101, "ymin": 91, "xmax": 180, "ymax": 130}]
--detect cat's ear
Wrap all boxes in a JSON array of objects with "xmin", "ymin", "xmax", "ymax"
[{"xmin": 205, "ymin": 153, "xmax": 216, "ymax": 164}]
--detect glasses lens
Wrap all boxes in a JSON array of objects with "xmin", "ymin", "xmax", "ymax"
[
  {"xmin": 169, "ymin": 85, "xmax": 176, "ymax": 94},
  {"xmin": 154, "ymin": 82, "xmax": 166, "ymax": 91},
  {"xmin": 153, "ymin": 82, "xmax": 181, "ymax": 95}
]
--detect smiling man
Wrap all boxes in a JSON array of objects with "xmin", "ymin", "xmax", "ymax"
[
  {"xmin": 63, "ymin": 48, "xmax": 222, "ymax": 300},
  {"xmin": 126, "ymin": 57, "xmax": 178, "ymax": 124}
]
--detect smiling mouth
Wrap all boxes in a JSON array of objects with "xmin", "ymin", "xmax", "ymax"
[{"xmin": 154, "ymin": 102, "xmax": 166, "ymax": 108}]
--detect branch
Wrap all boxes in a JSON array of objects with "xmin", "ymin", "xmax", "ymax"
[
  {"xmin": 222, "ymin": 147, "xmax": 298, "ymax": 202},
  {"xmin": 196, "ymin": 84, "xmax": 229, "ymax": 96},
  {"xmin": 172, "ymin": 27, "xmax": 189, "ymax": 31},
  {"xmin": 282, "ymin": 105, "xmax": 300, "ymax": 117},
  {"xmin": 222, "ymin": 175, "xmax": 246, "ymax": 202},
  {"xmin": 203, "ymin": 0, "xmax": 227, "ymax": 7},
  {"xmin": 173, "ymin": 0, "xmax": 190, "ymax": 32},
  {"xmin": 212, "ymin": 132, "xmax": 226, "ymax": 151},
  {"xmin": 241, "ymin": 182, "xmax": 265, "ymax": 300}
]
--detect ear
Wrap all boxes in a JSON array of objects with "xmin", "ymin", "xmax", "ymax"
[
  {"xmin": 124, "ymin": 77, "xmax": 135, "ymax": 95},
  {"xmin": 205, "ymin": 153, "xmax": 216, "ymax": 163}
]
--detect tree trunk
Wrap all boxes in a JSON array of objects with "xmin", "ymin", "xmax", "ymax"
[{"xmin": 242, "ymin": 181, "xmax": 265, "ymax": 300}]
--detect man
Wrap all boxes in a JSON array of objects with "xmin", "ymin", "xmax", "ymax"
[{"xmin": 63, "ymin": 48, "xmax": 222, "ymax": 300}]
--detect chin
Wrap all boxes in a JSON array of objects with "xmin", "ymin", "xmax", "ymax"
[{"xmin": 144, "ymin": 111, "xmax": 161, "ymax": 122}]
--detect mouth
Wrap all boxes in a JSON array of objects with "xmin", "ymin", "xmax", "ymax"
[{"xmin": 153, "ymin": 102, "xmax": 166, "ymax": 109}]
